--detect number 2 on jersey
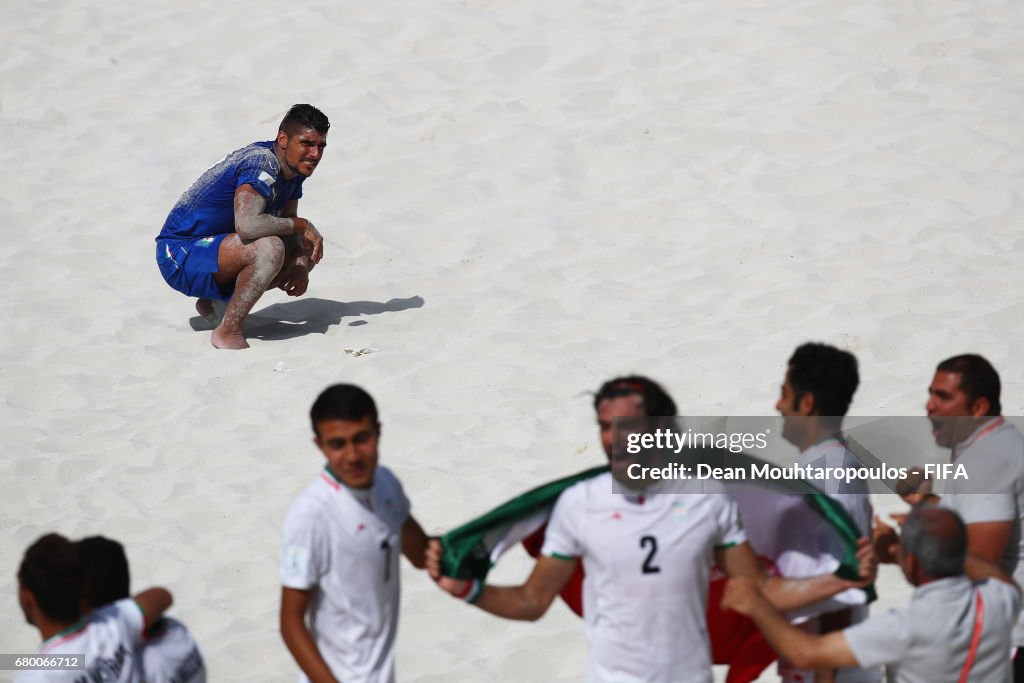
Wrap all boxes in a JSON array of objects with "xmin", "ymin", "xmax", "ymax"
[{"xmin": 640, "ymin": 535, "xmax": 661, "ymax": 574}]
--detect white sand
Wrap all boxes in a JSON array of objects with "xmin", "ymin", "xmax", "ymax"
[{"xmin": 2, "ymin": 0, "xmax": 1023, "ymax": 680}]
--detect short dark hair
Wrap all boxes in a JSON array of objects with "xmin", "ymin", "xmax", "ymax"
[
  {"xmin": 593, "ymin": 376, "xmax": 677, "ymax": 417},
  {"xmin": 279, "ymin": 104, "xmax": 330, "ymax": 137},
  {"xmin": 78, "ymin": 536, "xmax": 130, "ymax": 607},
  {"xmin": 18, "ymin": 534, "xmax": 83, "ymax": 623},
  {"xmin": 311, "ymin": 384, "xmax": 379, "ymax": 435},
  {"xmin": 936, "ymin": 354, "xmax": 1001, "ymax": 415},
  {"xmin": 787, "ymin": 343, "xmax": 859, "ymax": 417},
  {"xmin": 901, "ymin": 505, "xmax": 966, "ymax": 579}
]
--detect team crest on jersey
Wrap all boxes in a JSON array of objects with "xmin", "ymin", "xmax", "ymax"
[
  {"xmin": 608, "ymin": 512, "xmax": 623, "ymax": 521},
  {"xmin": 671, "ymin": 501, "xmax": 688, "ymax": 523},
  {"xmin": 356, "ymin": 523, "xmax": 366, "ymax": 533},
  {"xmin": 196, "ymin": 236, "xmax": 215, "ymax": 248}
]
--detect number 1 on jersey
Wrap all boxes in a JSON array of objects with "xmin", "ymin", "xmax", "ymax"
[{"xmin": 381, "ymin": 540, "xmax": 392, "ymax": 582}]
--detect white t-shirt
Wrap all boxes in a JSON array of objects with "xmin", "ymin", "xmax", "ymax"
[
  {"xmin": 797, "ymin": 438, "xmax": 873, "ymax": 535},
  {"xmin": 16, "ymin": 598, "xmax": 145, "ymax": 683},
  {"xmin": 541, "ymin": 472, "xmax": 747, "ymax": 683},
  {"xmin": 731, "ymin": 485, "xmax": 841, "ymax": 587},
  {"xmin": 140, "ymin": 617, "xmax": 206, "ymax": 683},
  {"xmin": 728, "ymin": 439, "xmax": 877, "ymax": 683},
  {"xmin": 281, "ymin": 466, "xmax": 410, "ymax": 683},
  {"xmin": 792, "ymin": 439, "xmax": 878, "ymax": 683}
]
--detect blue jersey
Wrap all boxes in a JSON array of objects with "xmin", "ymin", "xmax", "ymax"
[{"xmin": 158, "ymin": 141, "xmax": 304, "ymax": 241}]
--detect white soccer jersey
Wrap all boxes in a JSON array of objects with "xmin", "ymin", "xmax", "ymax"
[
  {"xmin": 16, "ymin": 598, "xmax": 145, "ymax": 683},
  {"xmin": 140, "ymin": 617, "xmax": 206, "ymax": 683},
  {"xmin": 541, "ymin": 472, "xmax": 746, "ymax": 683},
  {"xmin": 797, "ymin": 439, "xmax": 874, "ymax": 612},
  {"xmin": 281, "ymin": 466, "xmax": 410, "ymax": 683},
  {"xmin": 788, "ymin": 439, "xmax": 877, "ymax": 683},
  {"xmin": 797, "ymin": 438, "xmax": 873, "ymax": 536},
  {"xmin": 730, "ymin": 485, "xmax": 841, "ymax": 588}
]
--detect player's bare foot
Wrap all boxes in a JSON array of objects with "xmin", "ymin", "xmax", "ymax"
[
  {"xmin": 196, "ymin": 298, "xmax": 216, "ymax": 320},
  {"xmin": 211, "ymin": 326, "xmax": 249, "ymax": 350}
]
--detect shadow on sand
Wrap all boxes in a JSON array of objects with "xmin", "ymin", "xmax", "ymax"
[{"xmin": 188, "ymin": 296, "xmax": 424, "ymax": 340}]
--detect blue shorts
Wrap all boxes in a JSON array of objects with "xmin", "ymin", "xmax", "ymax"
[{"xmin": 156, "ymin": 234, "xmax": 235, "ymax": 301}]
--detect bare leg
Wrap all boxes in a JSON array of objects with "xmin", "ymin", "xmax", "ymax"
[{"xmin": 209, "ymin": 234, "xmax": 285, "ymax": 350}]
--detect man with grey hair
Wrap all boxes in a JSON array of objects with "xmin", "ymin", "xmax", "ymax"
[{"xmin": 724, "ymin": 506, "xmax": 1021, "ymax": 682}]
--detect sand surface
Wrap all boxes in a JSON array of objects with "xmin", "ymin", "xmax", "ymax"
[{"xmin": 2, "ymin": 0, "xmax": 1023, "ymax": 680}]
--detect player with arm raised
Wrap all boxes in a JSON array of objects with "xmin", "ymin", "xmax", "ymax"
[
  {"xmin": 15, "ymin": 533, "xmax": 173, "ymax": 683},
  {"xmin": 77, "ymin": 536, "xmax": 205, "ymax": 683}
]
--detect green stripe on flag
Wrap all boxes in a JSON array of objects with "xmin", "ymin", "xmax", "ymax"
[{"xmin": 441, "ymin": 466, "xmax": 607, "ymax": 580}]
